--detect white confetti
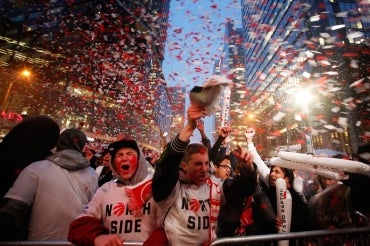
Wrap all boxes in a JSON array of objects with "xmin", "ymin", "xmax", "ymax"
[{"xmin": 273, "ymin": 112, "xmax": 286, "ymax": 122}]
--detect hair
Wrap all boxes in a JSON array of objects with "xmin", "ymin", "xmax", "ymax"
[
  {"xmin": 181, "ymin": 143, "xmax": 208, "ymax": 163},
  {"xmin": 215, "ymin": 155, "xmax": 231, "ymax": 167},
  {"xmin": 270, "ymin": 165, "xmax": 295, "ymax": 186},
  {"xmin": 1, "ymin": 115, "xmax": 60, "ymax": 155}
]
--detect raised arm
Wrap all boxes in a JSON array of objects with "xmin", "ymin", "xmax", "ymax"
[
  {"xmin": 223, "ymin": 145, "xmax": 257, "ymax": 203},
  {"xmin": 209, "ymin": 126, "xmax": 231, "ymax": 164},
  {"xmin": 196, "ymin": 119, "xmax": 211, "ymax": 149},
  {"xmin": 152, "ymin": 104, "xmax": 207, "ymax": 202},
  {"xmin": 245, "ymin": 127, "xmax": 270, "ymax": 186}
]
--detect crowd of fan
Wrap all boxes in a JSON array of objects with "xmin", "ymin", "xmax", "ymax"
[{"xmin": 0, "ymin": 107, "xmax": 369, "ymax": 246}]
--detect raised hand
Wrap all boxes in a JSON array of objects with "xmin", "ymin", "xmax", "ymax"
[
  {"xmin": 179, "ymin": 104, "xmax": 207, "ymax": 142},
  {"xmin": 187, "ymin": 104, "xmax": 207, "ymax": 129},
  {"xmin": 232, "ymin": 145, "xmax": 254, "ymax": 170},
  {"xmin": 196, "ymin": 119, "xmax": 205, "ymax": 132},
  {"xmin": 219, "ymin": 126, "xmax": 231, "ymax": 138},
  {"xmin": 245, "ymin": 127, "xmax": 256, "ymax": 143}
]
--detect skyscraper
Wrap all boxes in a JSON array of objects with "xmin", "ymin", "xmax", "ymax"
[{"xmin": 239, "ymin": 0, "xmax": 370, "ymax": 155}]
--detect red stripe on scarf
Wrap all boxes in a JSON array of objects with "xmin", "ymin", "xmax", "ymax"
[{"xmin": 125, "ymin": 179, "xmax": 152, "ymax": 217}]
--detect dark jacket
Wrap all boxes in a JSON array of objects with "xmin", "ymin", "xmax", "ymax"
[
  {"xmin": 152, "ymin": 135, "xmax": 188, "ymax": 202},
  {"xmin": 265, "ymin": 186, "xmax": 312, "ymax": 246},
  {"xmin": 266, "ymin": 186, "xmax": 312, "ymax": 233},
  {"xmin": 208, "ymin": 135, "xmax": 227, "ymax": 164},
  {"xmin": 217, "ymin": 163, "xmax": 276, "ymax": 240}
]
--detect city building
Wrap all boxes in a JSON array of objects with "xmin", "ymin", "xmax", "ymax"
[
  {"xmin": 239, "ymin": 0, "xmax": 370, "ymax": 156},
  {"xmin": 215, "ymin": 20, "xmax": 246, "ymax": 150},
  {"xmin": 0, "ymin": 0, "xmax": 173, "ymax": 149},
  {"xmin": 167, "ymin": 86, "xmax": 186, "ymax": 140}
]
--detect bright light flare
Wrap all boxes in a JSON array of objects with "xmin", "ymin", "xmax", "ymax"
[
  {"xmin": 248, "ymin": 113, "xmax": 255, "ymax": 120},
  {"xmin": 21, "ymin": 69, "xmax": 31, "ymax": 77},
  {"xmin": 295, "ymin": 88, "xmax": 312, "ymax": 113}
]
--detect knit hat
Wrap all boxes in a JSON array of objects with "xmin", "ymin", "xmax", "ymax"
[
  {"xmin": 56, "ymin": 128, "xmax": 87, "ymax": 153},
  {"xmin": 108, "ymin": 139, "xmax": 140, "ymax": 158},
  {"xmin": 107, "ymin": 138, "xmax": 148, "ymax": 185}
]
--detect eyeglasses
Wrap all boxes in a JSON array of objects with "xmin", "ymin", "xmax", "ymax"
[{"xmin": 219, "ymin": 165, "xmax": 231, "ymax": 170}]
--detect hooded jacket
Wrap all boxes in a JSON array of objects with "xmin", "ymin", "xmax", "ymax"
[
  {"xmin": 68, "ymin": 138, "xmax": 158, "ymax": 246},
  {"xmin": 107, "ymin": 138, "xmax": 149, "ymax": 185},
  {"xmin": 0, "ymin": 128, "xmax": 98, "ymax": 241}
]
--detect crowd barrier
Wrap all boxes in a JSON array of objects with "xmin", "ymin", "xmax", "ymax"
[
  {"xmin": 0, "ymin": 241, "xmax": 142, "ymax": 246},
  {"xmin": 210, "ymin": 226, "xmax": 370, "ymax": 245},
  {"xmin": 0, "ymin": 227, "xmax": 369, "ymax": 246}
]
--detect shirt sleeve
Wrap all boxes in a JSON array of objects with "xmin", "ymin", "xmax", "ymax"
[
  {"xmin": 0, "ymin": 198, "xmax": 31, "ymax": 240},
  {"xmin": 4, "ymin": 163, "xmax": 38, "ymax": 205},
  {"xmin": 152, "ymin": 135, "xmax": 188, "ymax": 202},
  {"xmin": 209, "ymin": 135, "xmax": 226, "ymax": 164},
  {"xmin": 68, "ymin": 215, "xmax": 109, "ymax": 246},
  {"xmin": 201, "ymin": 136, "xmax": 211, "ymax": 150},
  {"xmin": 247, "ymin": 142, "xmax": 270, "ymax": 187}
]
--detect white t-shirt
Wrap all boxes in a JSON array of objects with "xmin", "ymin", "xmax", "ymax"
[
  {"xmin": 79, "ymin": 176, "xmax": 159, "ymax": 242},
  {"xmin": 158, "ymin": 180, "xmax": 221, "ymax": 245}
]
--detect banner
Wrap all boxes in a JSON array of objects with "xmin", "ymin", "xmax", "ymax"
[{"xmin": 276, "ymin": 178, "xmax": 292, "ymax": 246}]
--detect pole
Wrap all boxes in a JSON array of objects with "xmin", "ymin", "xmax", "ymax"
[
  {"xmin": 1, "ymin": 69, "xmax": 31, "ymax": 112},
  {"xmin": 1, "ymin": 80, "xmax": 15, "ymax": 112}
]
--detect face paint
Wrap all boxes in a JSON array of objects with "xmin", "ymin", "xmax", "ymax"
[{"xmin": 114, "ymin": 148, "xmax": 139, "ymax": 180}]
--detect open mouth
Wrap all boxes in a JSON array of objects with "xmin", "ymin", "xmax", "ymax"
[{"xmin": 121, "ymin": 164, "xmax": 130, "ymax": 170}]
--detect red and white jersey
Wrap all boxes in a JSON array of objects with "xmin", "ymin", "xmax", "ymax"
[{"xmin": 79, "ymin": 176, "xmax": 158, "ymax": 242}]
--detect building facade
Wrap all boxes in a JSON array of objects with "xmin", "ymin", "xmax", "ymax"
[
  {"xmin": 0, "ymin": 0, "xmax": 173, "ymax": 149},
  {"xmin": 215, "ymin": 20, "xmax": 247, "ymax": 150},
  {"xmin": 239, "ymin": 0, "xmax": 370, "ymax": 156}
]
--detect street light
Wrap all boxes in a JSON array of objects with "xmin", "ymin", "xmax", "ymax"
[
  {"xmin": 21, "ymin": 69, "xmax": 31, "ymax": 77},
  {"xmin": 1, "ymin": 68, "xmax": 31, "ymax": 112},
  {"xmin": 295, "ymin": 88, "xmax": 314, "ymax": 153}
]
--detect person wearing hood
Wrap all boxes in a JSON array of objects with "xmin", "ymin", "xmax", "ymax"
[
  {"xmin": 0, "ymin": 128, "xmax": 98, "ymax": 241},
  {"xmin": 68, "ymin": 137, "xmax": 159, "ymax": 246}
]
